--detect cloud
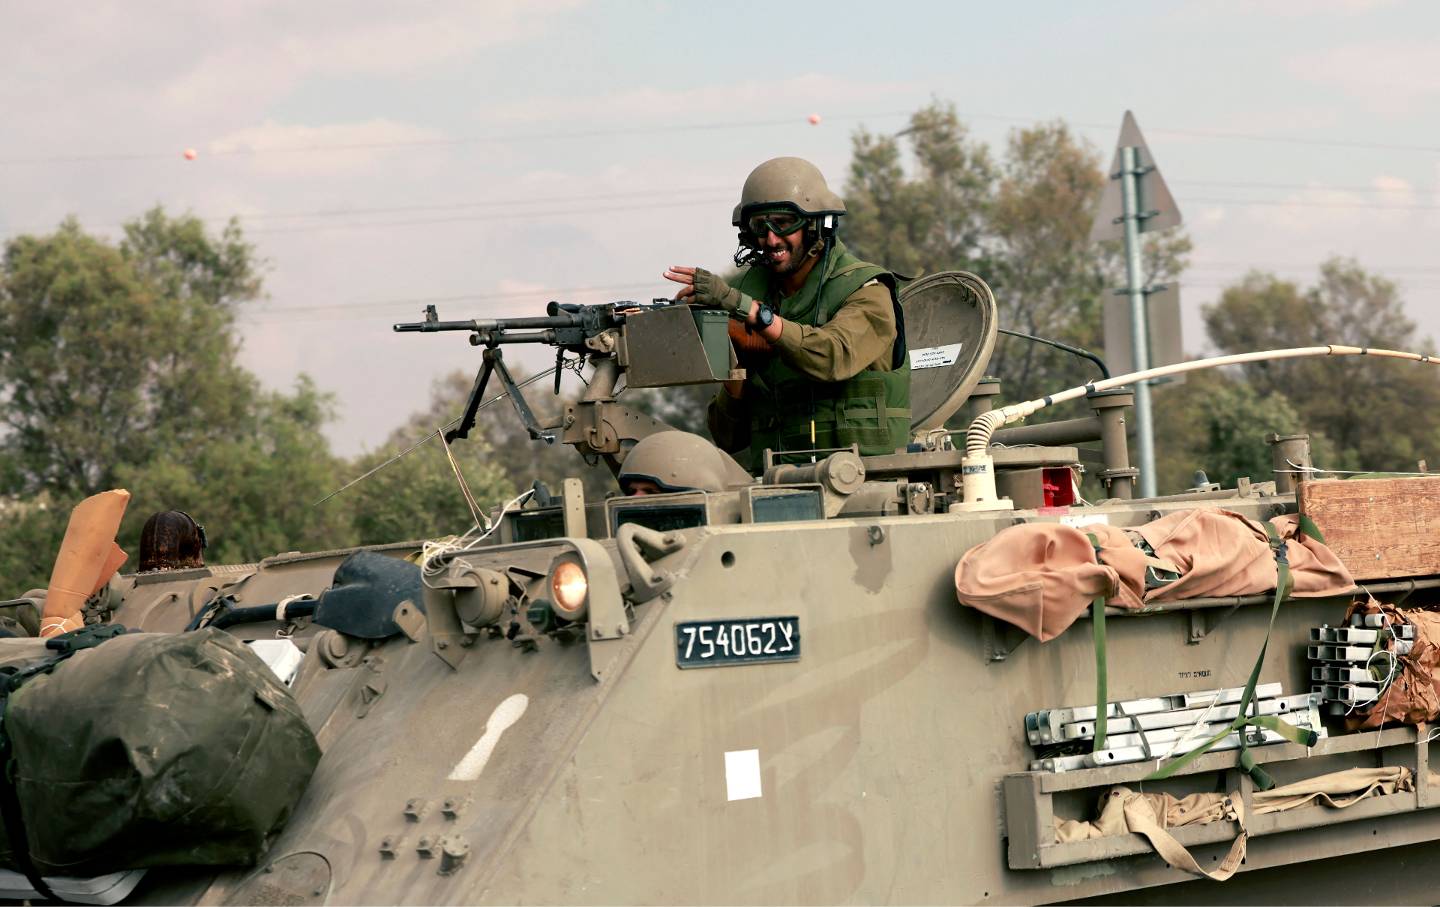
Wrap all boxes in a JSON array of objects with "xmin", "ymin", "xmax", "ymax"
[
  {"xmin": 0, "ymin": 0, "xmax": 587, "ymax": 144},
  {"xmin": 475, "ymin": 72, "xmax": 921, "ymax": 125},
  {"xmin": 207, "ymin": 119, "xmax": 456, "ymax": 177},
  {"xmin": 1286, "ymin": 40, "xmax": 1440, "ymax": 114},
  {"xmin": 1167, "ymin": 0, "xmax": 1399, "ymax": 24},
  {"xmin": 163, "ymin": 1, "xmax": 584, "ymax": 111}
]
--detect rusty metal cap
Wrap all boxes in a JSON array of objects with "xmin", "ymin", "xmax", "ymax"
[{"xmin": 138, "ymin": 510, "xmax": 207, "ymax": 572}]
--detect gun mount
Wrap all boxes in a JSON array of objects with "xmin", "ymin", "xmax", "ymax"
[{"xmin": 395, "ymin": 300, "xmax": 739, "ymax": 471}]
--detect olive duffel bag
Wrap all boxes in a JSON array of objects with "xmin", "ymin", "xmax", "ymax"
[{"xmin": 0, "ymin": 627, "xmax": 320, "ymax": 887}]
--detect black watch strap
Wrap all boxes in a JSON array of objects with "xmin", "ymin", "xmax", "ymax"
[{"xmin": 753, "ymin": 303, "xmax": 776, "ymax": 330}]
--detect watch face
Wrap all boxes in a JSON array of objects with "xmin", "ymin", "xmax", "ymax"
[{"xmin": 757, "ymin": 305, "xmax": 775, "ymax": 327}]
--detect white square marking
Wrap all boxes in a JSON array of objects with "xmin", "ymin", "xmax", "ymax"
[{"xmin": 724, "ymin": 749, "xmax": 762, "ymax": 801}]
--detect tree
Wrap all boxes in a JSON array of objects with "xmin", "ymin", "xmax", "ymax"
[
  {"xmin": 1202, "ymin": 258, "xmax": 1440, "ymax": 471},
  {"xmin": 842, "ymin": 104, "xmax": 995, "ymax": 279},
  {"xmin": 341, "ymin": 371, "xmax": 519, "ymax": 545},
  {"xmin": 0, "ymin": 212, "xmax": 260, "ymax": 497},
  {"xmin": 1150, "ymin": 369, "xmax": 1334, "ymax": 493},
  {"xmin": 118, "ymin": 376, "xmax": 356, "ymax": 564},
  {"xmin": 0, "ymin": 212, "xmax": 360, "ymax": 591},
  {"xmin": 840, "ymin": 102, "xmax": 1190, "ymax": 411}
]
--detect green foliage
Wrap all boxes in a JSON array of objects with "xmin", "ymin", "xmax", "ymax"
[
  {"xmin": 843, "ymin": 104, "xmax": 996, "ymax": 279},
  {"xmin": 1201, "ymin": 258, "xmax": 1440, "ymax": 472},
  {"xmin": 840, "ymin": 102, "xmax": 1191, "ymax": 410},
  {"xmin": 117, "ymin": 376, "xmax": 356, "ymax": 565},
  {"xmin": 0, "ymin": 212, "xmax": 259, "ymax": 497},
  {"xmin": 0, "ymin": 498, "xmax": 69, "ymax": 595},
  {"xmin": 0, "ymin": 213, "xmax": 387, "ymax": 591},
  {"xmin": 1151, "ymin": 369, "xmax": 1333, "ymax": 493},
  {"xmin": 343, "ymin": 372, "xmax": 518, "ymax": 545}
]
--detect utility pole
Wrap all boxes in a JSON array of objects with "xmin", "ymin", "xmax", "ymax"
[
  {"xmin": 1119, "ymin": 144, "xmax": 1157, "ymax": 498},
  {"xmin": 1090, "ymin": 112, "xmax": 1182, "ymax": 499}
]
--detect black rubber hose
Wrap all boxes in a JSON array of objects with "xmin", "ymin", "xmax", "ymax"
[{"xmin": 198, "ymin": 599, "xmax": 318, "ymax": 631}]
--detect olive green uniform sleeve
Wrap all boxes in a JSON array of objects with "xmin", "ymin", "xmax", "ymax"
[
  {"xmin": 771, "ymin": 281, "xmax": 897, "ymax": 381},
  {"xmin": 707, "ymin": 387, "xmax": 750, "ymax": 453}
]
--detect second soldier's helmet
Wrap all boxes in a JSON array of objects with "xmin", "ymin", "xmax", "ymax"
[
  {"xmin": 732, "ymin": 157, "xmax": 846, "ymax": 227},
  {"xmin": 618, "ymin": 431, "xmax": 744, "ymax": 495}
]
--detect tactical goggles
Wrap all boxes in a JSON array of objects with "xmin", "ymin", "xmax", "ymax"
[{"xmin": 745, "ymin": 210, "xmax": 807, "ymax": 237}]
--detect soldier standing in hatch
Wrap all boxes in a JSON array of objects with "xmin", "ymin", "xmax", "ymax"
[{"xmin": 664, "ymin": 157, "xmax": 910, "ymax": 467}]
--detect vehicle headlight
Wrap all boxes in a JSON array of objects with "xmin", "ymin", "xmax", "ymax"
[{"xmin": 550, "ymin": 559, "xmax": 589, "ymax": 620}]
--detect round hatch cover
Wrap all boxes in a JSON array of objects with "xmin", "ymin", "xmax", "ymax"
[{"xmin": 900, "ymin": 271, "xmax": 997, "ymax": 431}]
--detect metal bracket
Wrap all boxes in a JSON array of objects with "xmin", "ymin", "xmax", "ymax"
[
  {"xmin": 1186, "ymin": 603, "xmax": 1241, "ymax": 645},
  {"xmin": 448, "ymin": 347, "xmax": 555, "ymax": 444},
  {"xmin": 561, "ymin": 537, "xmax": 633, "ymax": 682},
  {"xmin": 424, "ymin": 582, "xmax": 473, "ymax": 671},
  {"xmin": 561, "ymin": 477, "xmax": 586, "ymax": 538},
  {"xmin": 982, "ymin": 615, "xmax": 1029, "ymax": 663},
  {"xmin": 392, "ymin": 600, "xmax": 425, "ymax": 643},
  {"xmin": 355, "ymin": 658, "xmax": 388, "ymax": 718},
  {"xmin": 615, "ymin": 523, "xmax": 683, "ymax": 603}
]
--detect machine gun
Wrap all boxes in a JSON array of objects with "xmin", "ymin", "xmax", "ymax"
[{"xmin": 394, "ymin": 300, "xmax": 737, "ymax": 470}]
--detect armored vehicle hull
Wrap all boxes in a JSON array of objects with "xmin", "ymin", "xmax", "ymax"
[
  {"xmin": 83, "ymin": 484, "xmax": 1440, "ymax": 906},
  {"xmin": 15, "ymin": 277, "xmax": 1440, "ymax": 904}
]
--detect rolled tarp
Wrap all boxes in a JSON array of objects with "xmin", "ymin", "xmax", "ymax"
[{"xmin": 39, "ymin": 490, "xmax": 130, "ymax": 638}]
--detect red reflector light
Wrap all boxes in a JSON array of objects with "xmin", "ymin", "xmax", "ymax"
[{"xmin": 1042, "ymin": 468, "xmax": 1077, "ymax": 508}]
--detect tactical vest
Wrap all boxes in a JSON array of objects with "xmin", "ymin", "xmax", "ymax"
[{"xmin": 735, "ymin": 242, "xmax": 911, "ymax": 461}]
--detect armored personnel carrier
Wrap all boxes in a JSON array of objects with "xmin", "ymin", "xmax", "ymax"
[{"xmin": 10, "ymin": 272, "xmax": 1440, "ymax": 905}]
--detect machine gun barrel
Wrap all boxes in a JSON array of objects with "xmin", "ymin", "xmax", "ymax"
[{"xmin": 391, "ymin": 312, "xmax": 587, "ymax": 335}]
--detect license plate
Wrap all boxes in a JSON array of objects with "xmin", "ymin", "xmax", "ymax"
[{"xmin": 674, "ymin": 617, "xmax": 800, "ymax": 669}]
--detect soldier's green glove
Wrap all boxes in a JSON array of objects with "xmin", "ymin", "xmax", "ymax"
[{"xmin": 692, "ymin": 268, "xmax": 754, "ymax": 318}]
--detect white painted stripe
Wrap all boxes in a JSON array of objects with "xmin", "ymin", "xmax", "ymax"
[{"xmin": 448, "ymin": 693, "xmax": 529, "ymax": 781}]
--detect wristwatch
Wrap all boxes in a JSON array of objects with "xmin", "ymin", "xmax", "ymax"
[{"xmin": 751, "ymin": 303, "xmax": 776, "ymax": 331}]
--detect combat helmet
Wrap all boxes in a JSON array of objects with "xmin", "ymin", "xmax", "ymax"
[
  {"xmin": 618, "ymin": 431, "xmax": 746, "ymax": 494},
  {"xmin": 732, "ymin": 157, "xmax": 846, "ymax": 226}
]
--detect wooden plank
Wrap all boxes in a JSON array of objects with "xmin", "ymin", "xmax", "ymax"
[
  {"xmin": 1299, "ymin": 476, "xmax": 1440, "ymax": 580},
  {"xmin": 1037, "ymin": 820, "xmax": 1238, "ymax": 868},
  {"xmin": 1003, "ymin": 773, "xmax": 1053, "ymax": 869},
  {"xmin": 1036, "ymin": 788, "xmax": 1427, "ymax": 869},
  {"xmin": 1034, "ymin": 727, "xmax": 1417, "ymax": 793},
  {"xmin": 1246, "ymin": 787, "xmax": 1419, "ymax": 836}
]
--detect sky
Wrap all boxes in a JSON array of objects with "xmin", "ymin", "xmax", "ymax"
[{"xmin": 3, "ymin": 0, "xmax": 1437, "ymax": 457}]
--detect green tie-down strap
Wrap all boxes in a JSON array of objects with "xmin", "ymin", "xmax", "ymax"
[
  {"xmin": 1086, "ymin": 533, "xmax": 1108, "ymax": 753},
  {"xmin": 1145, "ymin": 523, "xmax": 1318, "ymax": 789},
  {"xmin": 1296, "ymin": 513, "xmax": 1325, "ymax": 544},
  {"xmin": 1091, "ymin": 592, "xmax": 1108, "ymax": 752}
]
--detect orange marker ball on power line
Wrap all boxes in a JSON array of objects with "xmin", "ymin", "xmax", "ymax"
[
  {"xmin": 807, "ymin": 113, "xmax": 821, "ymax": 125},
  {"xmin": 183, "ymin": 148, "xmax": 198, "ymax": 160}
]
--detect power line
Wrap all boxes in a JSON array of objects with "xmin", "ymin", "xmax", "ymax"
[
  {"xmin": 244, "ymin": 281, "xmax": 667, "ymax": 321},
  {"xmin": 1188, "ymin": 261, "xmax": 1440, "ymax": 273},
  {"xmin": 29, "ymin": 178, "xmax": 1430, "ymax": 238},
  {"xmin": 228, "ymin": 193, "xmax": 1440, "ymax": 239},
  {"xmin": 0, "ymin": 111, "xmax": 914, "ymax": 167},
  {"xmin": 5, "ymin": 106, "xmax": 1439, "ymax": 168},
  {"xmin": 32, "ymin": 189, "xmax": 1433, "ymax": 245},
  {"xmin": 10, "ymin": 186, "xmax": 736, "ymax": 236},
  {"xmin": 134, "ymin": 185, "xmax": 732, "ymax": 226},
  {"xmin": 1175, "ymin": 178, "xmax": 1438, "ymax": 194},
  {"xmin": 1183, "ymin": 196, "xmax": 1440, "ymax": 211},
  {"xmin": 244, "ymin": 195, "xmax": 732, "ymax": 235}
]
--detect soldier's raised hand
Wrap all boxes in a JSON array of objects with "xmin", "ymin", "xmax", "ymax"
[{"xmin": 663, "ymin": 266, "xmax": 751, "ymax": 317}]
